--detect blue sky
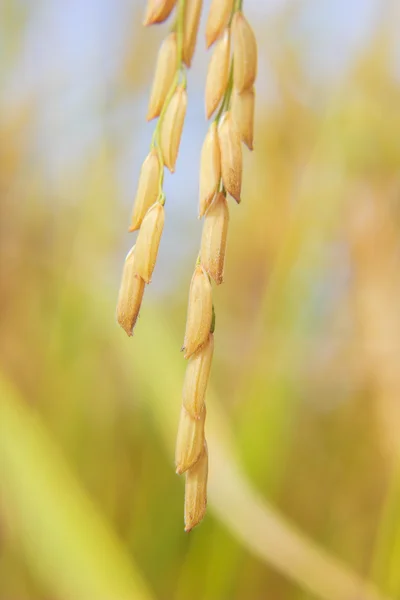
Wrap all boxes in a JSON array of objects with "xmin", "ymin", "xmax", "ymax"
[
  {"xmin": 5, "ymin": 0, "xmax": 382, "ymax": 177},
  {"xmin": 1, "ymin": 0, "xmax": 390, "ymax": 290}
]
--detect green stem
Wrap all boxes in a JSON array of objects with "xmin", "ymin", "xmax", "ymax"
[
  {"xmin": 210, "ymin": 305, "xmax": 216, "ymax": 333},
  {"xmin": 214, "ymin": 60, "xmax": 234, "ymax": 124},
  {"xmin": 176, "ymin": 0, "xmax": 186, "ymax": 75},
  {"xmin": 224, "ymin": 61, "xmax": 234, "ymax": 110}
]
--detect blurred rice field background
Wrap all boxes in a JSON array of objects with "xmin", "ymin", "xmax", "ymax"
[{"xmin": 0, "ymin": 1, "xmax": 400, "ymax": 599}]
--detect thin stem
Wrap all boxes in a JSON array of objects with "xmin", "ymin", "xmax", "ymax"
[
  {"xmin": 176, "ymin": 0, "xmax": 186, "ymax": 73},
  {"xmin": 224, "ymin": 61, "xmax": 234, "ymax": 111},
  {"xmin": 210, "ymin": 305, "xmax": 216, "ymax": 333},
  {"xmin": 214, "ymin": 60, "xmax": 234, "ymax": 124},
  {"xmin": 151, "ymin": 72, "xmax": 179, "ymax": 150}
]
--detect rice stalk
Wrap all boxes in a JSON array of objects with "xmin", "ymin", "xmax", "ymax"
[{"xmin": 177, "ymin": 0, "xmax": 258, "ymax": 531}]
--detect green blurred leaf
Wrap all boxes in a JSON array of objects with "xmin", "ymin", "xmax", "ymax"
[{"xmin": 0, "ymin": 375, "xmax": 152, "ymax": 600}]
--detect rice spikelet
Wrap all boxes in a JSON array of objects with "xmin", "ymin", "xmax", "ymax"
[
  {"xmin": 232, "ymin": 11, "xmax": 258, "ymax": 92},
  {"xmin": 129, "ymin": 150, "xmax": 160, "ymax": 231},
  {"xmin": 199, "ymin": 122, "xmax": 221, "ymax": 217},
  {"xmin": 116, "ymin": 246, "xmax": 145, "ymax": 336},
  {"xmin": 218, "ymin": 111, "xmax": 242, "ymax": 202},
  {"xmin": 231, "ymin": 86, "xmax": 255, "ymax": 150},
  {"xmin": 205, "ymin": 29, "xmax": 231, "ymax": 119},
  {"xmin": 160, "ymin": 85, "xmax": 187, "ymax": 173},
  {"xmin": 183, "ymin": 0, "xmax": 203, "ymax": 67},
  {"xmin": 183, "ymin": 265, "xmax": 213, "ymax": 359},
  {"xmin": 183, "ymin": 334, "xmax": 214, "ymax": 418},
  {"xmin": 184, "ymin": 443, "xmax": 208, "ymax": 532},
  {"xmin": 205, "ymin": 0, "xmax": 234, "ymax": 48},
  {"xmin": 133, "ymin": 202, "xmax": 165, "ymax": 284},
  {"xmin": 147, "ymin": 33, "xmax": 177, "ymax": 121},
  {"xmin": 200, "ymin": 192, "xmax": 229, "ymax": 284},
  {"xmin": 175, "ymin": 405, "xmax": 206, "ymax": 474}
]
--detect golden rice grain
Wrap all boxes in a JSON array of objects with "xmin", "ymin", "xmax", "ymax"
[
  {"xmin": 231, "ymin": 86, "xmax": 255, "ymax": 150},
  {"xmin": 129, "ymin": 150, "xmax": 160, "ymax": 232},
  {"xmin": 183, "ymin": 265, "xmax": 213, "ymax": 359},
  {"xmin": 175, "ymin": 405, "xmax": 206, "ymax": 474},
  {"xmin": 116, "ymin": 246, "xmax": 146, "ymax": 336},
  {"xmin": 205, "ymin": 29, "xmax": 231, "ymax": 119},
  {"xmin": 183, "ymin": 0, "xmax": 203, "ymax": 67},
  {"xmin": 232, "ymin": 11, "xmax": 258, "ymax": 93},
  {"xmin": 199, "ymin": 122, "xmax": 221, "ymax": 217},
  {"xmin": 200, "ymin": 192, "xmax": 229, "ymax": 284},
  {"xmin": 133, "ymin": 202, "xmax": 165, "ymax": 284},
  {"xmin": 218, "ymin": 111, "xmax": 242, "ymax": 202},
  {"xmin": 160, "ymin": 85, "xmax": 187, "ymax": 173},
  {"xmin": 143, "ymin": 0, "xmax": 177, "ymax": 26},
  {"xmin": 182, "ymin": 334, "xmax": 214, "ymax": 418},
  {"xmin": 184, "ymin": 443, "xmax": 208, "ymax": 532},
  {"xmin": 205, "ymin": 0, "xmax": 234, "ymax": 48},
  {"xmin": 147, "ymin": 33, "xmax": 177, "ymax": 121}
]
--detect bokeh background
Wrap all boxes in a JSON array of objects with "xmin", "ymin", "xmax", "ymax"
[{"xmin": 1, "ymin": 1, "xmax": 399, "ymax": 599}]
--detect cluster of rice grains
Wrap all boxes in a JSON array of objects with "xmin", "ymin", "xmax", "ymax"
[{"xmin": 117, "ymin": 0, "xmax": 257, "ymax": 532}]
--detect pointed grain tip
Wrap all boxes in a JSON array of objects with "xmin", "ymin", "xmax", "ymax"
[
  {"xmin": 143, "ymin": 0, "xmax": 178, "ymax": 26},
  {"xmin": 182, "ymin": 0, "xmax": 202, "ymax": 68},
  {"xmin": 184, "ymin": 444, "xmax": 208, "ymax": 532}
]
